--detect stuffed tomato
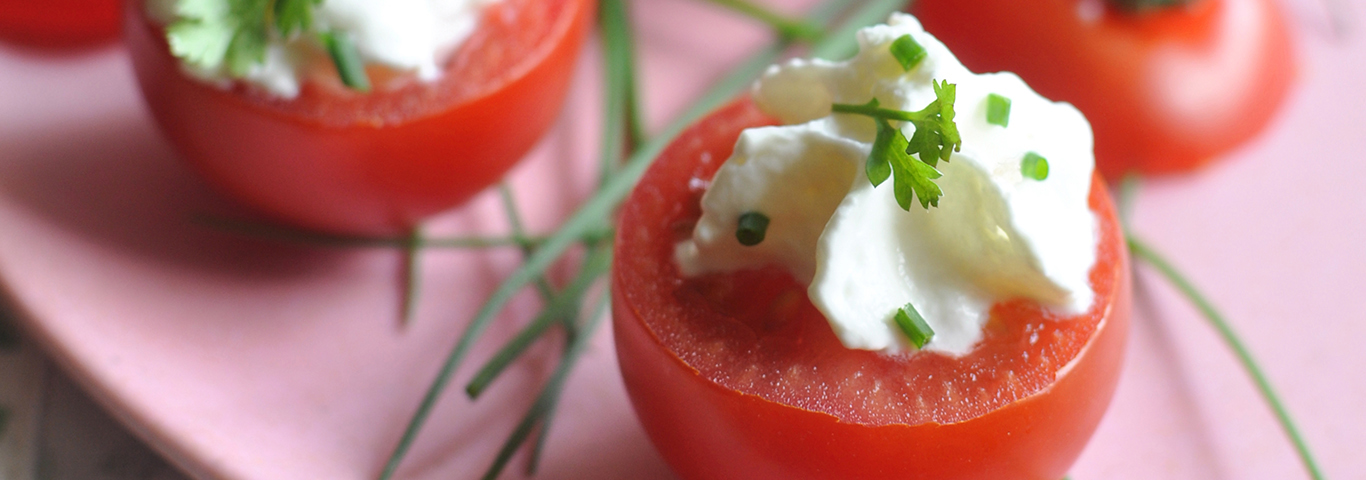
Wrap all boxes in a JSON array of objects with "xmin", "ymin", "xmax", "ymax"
[
  {"xmin": 613, "ymin": 15, "xmax": 1131, "ymax": 480},
  {"xmin": 613, "ymin": 97, "xmax": 1130, "ymax": 480},
  {"xmin": 125, "ymin": 0, "xmax": 594, "ymax": 235},
  {"xmin": 913, "ymin": 0, "xmax": 1295, "ymax": 179}
]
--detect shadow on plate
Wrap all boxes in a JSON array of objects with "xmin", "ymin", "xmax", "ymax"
[{"xmin": 0, "ymin": 109, "xmax": 354, "ymax": 280}]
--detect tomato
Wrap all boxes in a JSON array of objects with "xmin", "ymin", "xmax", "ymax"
[
  {"xmin": 912, "ymin": 0, "xmax": 1295, "ymax": 179},
  {"xmin": 612, "ymin": 99, "xmax": 1132, "ymax": 479},
  {"xmin": 0, "ymin": 0, "xmax": 120, "ymax": 47},
  {"xmin": 125, "ymin": 0, "xmax": 594, "ymax": 235}
]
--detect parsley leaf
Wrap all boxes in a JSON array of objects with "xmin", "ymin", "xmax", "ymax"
[
  {"xmin": 831, "ymin": 79, "xmax": 961, "ymax": 211},
  {"xmin": 275, "ymin": 0, "xmax": 322, "ymax": 36},
  {"xmin": 164, "ymin": 0, "xmax": 368, "ymax": 90},
  {"xmin": 165, "ymin": 0, "xmax": 237, "ymax": 71},
  {"xmin": 905, "ymin": 80, "xmax": 961, "ymax": 167},
  {"xmin": 864, "ymin": 99, "xmax": 894, "ymax": 187},
  {"xmin": 167, "ymin": 0, "xmax": 272, "ymax": 76},
  {"xmin": 881, "ymin": 117, "xmax": 944, "ymax": 209}
]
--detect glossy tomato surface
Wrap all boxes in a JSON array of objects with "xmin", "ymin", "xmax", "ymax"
[
  {"xmin": 0, "ymin": 0, "xmax": 120, "ymax": 47},
  {"xmin": 914, "ymin": 0, "xmax": 1295, "ymax": 179},
  {"xmin": 612, "ymin": 99, "xmax": 1132, "ymax": 480},
  {"xmin": 125, "ymin": 0, "xmax": 593, "ymax": 234}
]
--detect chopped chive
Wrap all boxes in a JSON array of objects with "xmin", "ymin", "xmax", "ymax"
[
  {"xmin": 986, "ymin": 93, "xmax": 1011, "ymax": 127},
  {"xmin": 894, "ymin": 303, "xmax": 934, "ymax": 349},
  {"xmin": 320, "ymin": 31, "xmax": 371, "ymax": 92},
  {"xmin": 1021, "ymin": 152, "xmax": 1049, "ymax": 181},
  {"xmin": 192, "ymin": 214, "xmax": 543, "ymax": 249},
  {"xmin": 736, "ymin": 211, "xmax": 771, "ymax": 246},
  {"xmin": 889, "ymin": 34, "xmax": 927, "ymax": 72}
]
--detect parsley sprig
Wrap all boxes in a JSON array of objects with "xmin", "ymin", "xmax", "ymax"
[
  {"xmin": 165, "ymin": 0, "xmax": 370, "ymax": 90},
  {"xmin": 831, "ymin": 80, "xmax": 961, "ymax": 210}
]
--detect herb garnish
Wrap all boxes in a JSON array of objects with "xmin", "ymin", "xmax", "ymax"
[
  {"xmin": 986, "ymin": 93, "xmax": 1011, "ymax": 127},
  {"xmin": 831, "ymin": 79, "xmax": 961, "ymax": 210},
  {"xmin": 893, "ymin": 303, "xmax": 934, "ymax": 349},
  {"xmin": 889, "ymin": 34, "xmax": 926, "ymax": 71},
  {"xmin": 736, "ymin": 211, "xmax": 770, "ymax": 246},
  {"xmin": 165, "ymin": 0, "xmax": 371, "ymax": 90},
  {"xmin": 1021, "ymin": 152, "xmax": 1049, "ymax": 181}
]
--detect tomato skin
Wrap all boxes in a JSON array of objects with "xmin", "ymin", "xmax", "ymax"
[
  {"xmin": 913, "ymin": 0, "xmax": 1295, "ymax": 179},
  {"xmin": 124, "ymin": 0, "xmax": 594, "ymax": 235},
  {"xmin": 0, "ymin": 0, "xmax": 120, "ymax": 48},
  {"xmin": 612, "ymin": 100, "xmax": 1131, "ymax": 479}
]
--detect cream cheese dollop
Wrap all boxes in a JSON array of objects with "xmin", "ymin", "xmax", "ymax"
[
  {"xmin": 146, "ymin": 0, "xmax": 499, "ymax": 98},
  {"xmin": 675, "ymin": 13, "xmax": 1098, "ymax": 356}
]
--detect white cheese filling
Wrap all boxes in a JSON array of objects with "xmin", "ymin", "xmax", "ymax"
[
  {"xmin": 146, "ymin": 0, "xmax": 499, "ymax": 98},
  {"xmin": 675, "ymin": 13, "xmax": 1099, "ymax": 356}
]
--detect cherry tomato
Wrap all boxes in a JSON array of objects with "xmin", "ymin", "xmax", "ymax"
[
  {"xmin": 0, "ymin": 0, "xmax": 120, "ymax": 47},
  {"xmin": 612, "ymin": 99, "xmax": 1132, "ymax": 479},
  {"xmin": 125, "ymin": 0, "xmax": 594, "ymax": 235},
  {"xmin": 913, "ymin": 0, "xmax": 1295, "ymax": 179}
]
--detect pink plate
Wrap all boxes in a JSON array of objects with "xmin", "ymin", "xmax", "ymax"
[{"xmin": 0, "ymin": 0, "xmax": 1362, "ymax": 479}]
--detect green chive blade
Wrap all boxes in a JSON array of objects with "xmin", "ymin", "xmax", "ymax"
[
  {"xmin": 466, "ymin": 245, "xmax": 611, "ymax": 399},
  {"xmin": 1127, "ymin": 236, "xmax": 1326, "ymax": 480},
  {"xmin": 1021, "ymin": 152, "xmax": 1049, "ymax": 181},
  {"xmin": 527, "ymin": 292, "xmax": 611, "ymax": 476},
  {"xmin": 894, "ymin": 302, "xmax": 934, "ymax": 349},
  {"xmin": 481, "ymin": 292, "xmax": 610, "ymax": 480},
  {"xmin": 890, "ymin": 33, "xmax": 927, "ymax": 71},
  {"xmin": 383, "ymin": 1, "xmax": 889, "ymax": 477},
  {"xmin": 321, "ymin": 31, "xmax": 371, "ymax": 92},
  {"xmin": 736, "ymin": 212, "xmax": 771, "ymax": 246},
  {"xmin": 987, "ymin": 93, "xmax": 1011, "ymax": 127}
]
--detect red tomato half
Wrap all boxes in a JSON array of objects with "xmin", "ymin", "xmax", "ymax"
[
  {"xmin": 0, "ymin": 0, "xmax": 120, "ymax": 47},
  {"xmin": 914, "ymin": 0, "xmax": 1295, "ymax": 179},
  {"xmin": 125, "ymin": 0, "xmax": 593, "ymax": 235},
  {"xmin": 612, "ymin": 99, "xmax": 1131, "ymax": 479}
]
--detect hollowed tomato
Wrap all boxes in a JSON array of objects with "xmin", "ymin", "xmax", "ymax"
[
  {"xmin": 612, "ymin": 99, "xmax": 1132, "ymax": 479},
  {"xmin": 125, "ymin": 0, "xmax": 594, "ymax": 235},
  {"xmin": 913, "ymin": 0, "xmax": 1295, "ymax": 179},
  {"xmin": 0, "ymin": 0, "xmax": 120, "ymax": 47}
]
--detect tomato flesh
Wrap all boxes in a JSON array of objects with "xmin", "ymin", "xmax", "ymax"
[
  {"xmin": 0, "ymin": 0, "xmax": 120, "ymax": 48},
  {"xmin": 613, "ymin": 99, "xmax": 1131, "ymax": 479},
  {"xmin": 913, "ymin": 0, "xmax": 1295, "ymax": 178},
  {"xmin": 125, "ymin": 0, "xmax": 593, "ymax": 235}
]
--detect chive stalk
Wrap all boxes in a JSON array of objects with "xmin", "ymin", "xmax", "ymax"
[
  {"xmin": 379, "ymin": 0, "xmax": 911, "ymax": 477},
  {"xmin": 1127, "ymin": 236, "xmax": 1325, "ymax": 480},
  {"xmin": 377, "ymin": 0, "xmax": 907, "ymax": 477},
  {"xmin": 701, "ymin": 0, "xmax": 825, "ymax": 42},
  {"xmin": 193, "ymin": 215, "xmax": 546, "ymax": 249},
  {"xmin": 400, "ymin": 226, "xmax": 423, "ymax": 326}
]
